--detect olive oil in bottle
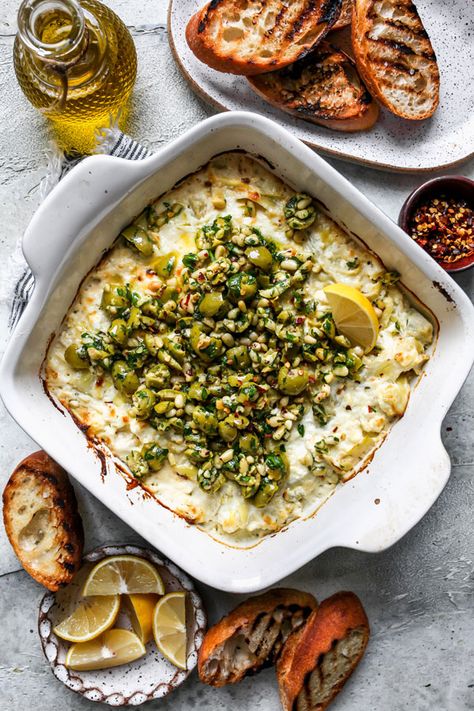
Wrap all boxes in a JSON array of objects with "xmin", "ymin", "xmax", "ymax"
[{"xmin": 14, "ymin": 0, "xmax": 137, "ymax": 152}]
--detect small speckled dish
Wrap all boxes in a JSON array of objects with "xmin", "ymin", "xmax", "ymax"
[
  {"xmin": 38, "ymin": 545, "xmax": 207, "ymax": 706},
  {"xmin": 398, "ymin": 176, "xmax": 474, "ymax": 273}
]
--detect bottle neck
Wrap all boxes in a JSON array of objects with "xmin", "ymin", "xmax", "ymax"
[{"xmin": 17, "ymin": 0, "xmax": 89, "ymax": 68}]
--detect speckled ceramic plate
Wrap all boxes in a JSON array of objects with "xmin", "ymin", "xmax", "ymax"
[
  {"xmin": 169, "ymin": 0, "xmax": 474, "ymax": 172},
  {"xmin": 38, "ymin": 545, "xmax": 206, "ymax": 706}
]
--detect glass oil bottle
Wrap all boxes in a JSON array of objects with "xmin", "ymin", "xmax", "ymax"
[{"xmin": 14, "ymin": 0, "xmax": 137, "ymax": 153}]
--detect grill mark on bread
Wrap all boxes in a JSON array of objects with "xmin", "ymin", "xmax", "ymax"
[
  {"xmin": 352, "ymin": 0, "xmax": 439, "ymax": 119},
  {"xmin": 186, "ymin": 0, "xmax": 343, "ymax": 75},
  {"xmin": 248, "ymin": 41, "xmax": 379, "ymax": 131}
]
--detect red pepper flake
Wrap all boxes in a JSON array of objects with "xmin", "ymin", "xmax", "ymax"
[{"xmin": 409, "ymin": 194, "xmax": 474, "ymax": 265}]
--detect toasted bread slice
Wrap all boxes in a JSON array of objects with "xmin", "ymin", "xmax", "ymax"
[
  {"xmin": 352, "ymin": 0, "xmax": 439, "ymax": 119},
  {"xmin": 198, "ymin": 588, "xmax": 317, "ymax": 686},
  {"xmin": 3, "ymin": 451, "xmax": 84, "ymax": 591},
  {"xmin": 248, "ymin": 42, "xmax": 379, "ymax": 132},
  {"xmin": 332, "ymin": 0, "xmax": 353, "ymax": 29},
  {"xmin": 186, "ymin": 0, "xmax": 343, "ymax": 76},
  {"xmin": 277, "ymin": 591, "xmax": 369, "ymax": 711}
]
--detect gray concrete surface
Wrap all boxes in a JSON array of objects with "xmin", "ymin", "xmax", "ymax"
[{"xmin": 0, "ymin": 2, "xmax": 473, "ymax": 709}]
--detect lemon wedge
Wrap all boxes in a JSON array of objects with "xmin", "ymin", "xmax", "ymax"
[
  {"xmin": 125, "ymin": 593, "xmax": 160, "ymax": 644},
  {"xmin": 52, "ymin": 564, "xmax": 120, "ymax": 643},
  {"xmin": 83, "ymin": 555, "xmax": 165, "ymax": 597},
  {"xmin": 53, "ymin": 594, "xmax": 120, "ymax": 643},
  {"xmin": 65, "ymin": 628, "xmax": 146, "ymax": 671},
  {"xmin": 324, "ymin": 283, "xmax": 379, "ymax": 352},
  {"xmin": 153, "ymin": 591, "xmax": 187, "ymax": 670}
]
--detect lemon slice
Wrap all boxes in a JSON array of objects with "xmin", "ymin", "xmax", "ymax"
[
  {"xmin": 324, "ymin": 283, "xmax": 379, "ymax": 352},
  {"xmin": 83, "ymin": 555, "xmax": 165, "ymax": 596},
  {"xmin": 153, "ymin": 591, "xmax": 187, "ymax": 670},
  {"xmin": 65, "ymin": 628, "xmax": 146, "ymax": 671},
  {"xmin": 53, "ymin": 594, "xmax": 120, "ymax": 643},
  {"xmin": 125, "ymin": 593, "xmax": 160, "ymax": 644}
]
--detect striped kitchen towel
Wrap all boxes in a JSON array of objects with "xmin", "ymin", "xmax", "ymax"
[{"xmin": 8, "ymin": 128, "xmax": 151, "ymax": 330}]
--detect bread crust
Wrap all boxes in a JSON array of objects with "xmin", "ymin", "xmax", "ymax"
[
  {"xmin": 186, "ymin": 0, "xmax": 343, "ymax": 76},
  {"xmin": 3, "ymin": 451, "xmax": 84, "ymax": 591},
  {"xmin": 277, "ymin": 591, "xmax": 369, "ymax": 711},
  {"xmin": 198, "ymin": 587, "xmax": 317, "ymax": 686},
  {"xmin": 351, "ymin": 0, "xmax": 439, "ymax": 120},
  {"xmin": 248, "ymin": 42, "xmax": 379, "ymax": 132}
]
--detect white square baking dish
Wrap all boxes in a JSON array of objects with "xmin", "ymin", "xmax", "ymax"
[{"xmin": 1, "ymin": 112, "xmax": 473, "ymax": 593}]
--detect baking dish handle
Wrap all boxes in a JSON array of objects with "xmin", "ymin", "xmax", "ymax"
[{"xmin": 22, "ymin": 155, "xmax": 151, "ymax": 278}]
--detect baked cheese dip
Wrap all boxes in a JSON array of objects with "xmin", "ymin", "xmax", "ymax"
[{"xmin": 45, "ymin": 153, "xmax": 434, "ymax": 544}]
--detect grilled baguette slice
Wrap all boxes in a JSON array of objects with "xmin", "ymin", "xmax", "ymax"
[
  {"xmin": 3, "ymin": 451, "xmax": 83, "ymax": 591},
  {"xmin": 332, "ymin": 0, "xmax": 353, "ymax": 29},
  {"xmin": 352, "ymin": 0, "xmax": 439, "ymax": 119},
  {"xmin": 277, "ymin": 591, "xmax": 369, "ymax": 711},
  {"xmin": 186, "ymin": 0, "xmax": 343, "ymax": 76},
  {"xmin": 248, "ymin": 42, "xmax": 379, "ymax": 132},
  {"xmin": 198, "ymin": 588, "xmax": 317, "ymax": 686}
]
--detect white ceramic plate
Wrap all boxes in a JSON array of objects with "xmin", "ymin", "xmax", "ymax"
[
  {"xmin": 38, "ymin": 545, "xmax": 206, "ymax": 706},
  {"xmin": 1, "ymin": 113, "xmax": 473, "ymax": 593},
  {"xmin": 168, "ymin": 0, "xmax": 474, "ymax": 172}
]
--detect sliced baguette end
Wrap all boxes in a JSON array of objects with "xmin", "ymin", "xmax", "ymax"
[
  {"xmin": 198, "ymin": 588, "xmax": 318, "ymax": 686},
  {"xmin": 2, "ymin": 451, "xmax": 84, "ymax": 591},
  {"xmin": 277, "ymin": 591, "xmax": 369, "ymax": 711}
]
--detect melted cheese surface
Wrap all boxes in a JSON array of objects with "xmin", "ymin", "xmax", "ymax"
[{"xmin": 45, "ymin": 154, "xmax": 433, "ymax": 544}]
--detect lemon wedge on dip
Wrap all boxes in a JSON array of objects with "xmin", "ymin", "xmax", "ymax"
[
  {"xmin": 125, "ymin": 593, "xmax": 160, "ymax": 644},
  {"xmin": 83, "ymin": 555, "xmax": 165, "ymax": 596},
  {"xmin": 153, "ymin": 591, "xmax": 188, "ymax": 670},
  {"xmin": 324, "ymin": 283, "xmax": 379, "ymax": 352},
  {"xmin": 65, "ymin": 628, "xmax": 146, "ymax": 671}
]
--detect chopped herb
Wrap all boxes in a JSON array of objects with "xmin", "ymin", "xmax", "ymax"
[{"xmin": 346, "ymin": 257, "xmax": 359, "ymax": 269}]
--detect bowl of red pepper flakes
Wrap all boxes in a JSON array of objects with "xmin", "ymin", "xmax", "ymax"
[{"xmin": 399, "ymin": 176, "xmax": 474, "ymax": 273}]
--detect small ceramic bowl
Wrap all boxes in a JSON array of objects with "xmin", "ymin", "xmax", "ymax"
[
  {"xmin": 38, "ymin": 544, "xmax": 207, "ymax": 706},
  {"xmin": 398, "ymin": 175, "xmax": 474, "ymax": 273}
]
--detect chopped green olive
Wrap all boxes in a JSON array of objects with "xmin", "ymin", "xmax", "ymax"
[
  {"xmin": 101, "ymin": 283, "xmax": 128, "ymax": 315},
  {"xmin": 151, "ymin": 253, "xmax": 176, "ymax": 278},
  {"xmin": 144, "ymin": 363, "xmax": 170, "ymax": 389},
  {"xmin": 164, "ymin": 337, "xmax": 186, "ymax": 364},
  {"xmin": 224, "ymin": 345, "xmax": 250, "ymax": 369},
  {"xmin": 199, "ymin": 292, "xmax": 229, "ymax": 318},
  {"xmin": 132, "ymin": 388, "xmax": 156, "ymax": 419},
  {"xmin": 218, "ymin": 421, "xmax": 238, "ymax": 442},
  {"xmin": 188, "ymin": 382, "xmax": 209, "ymax": 401},
  {"xmin": 111, "ymin": 360, "xmax": 140, "ymax": 395},
  {"xmin": 193, "ymin": 406, "xmax": 218, "ymax": 435},
  {"xmin": 277, "ymin": 366, "xmax": 309, "ymax": 395},
  {"xmin": 108, "ymin": 319, "xmax": 128, "ymax": 346},
  {"xmin": 245, "ymin": 245, "xmax": 273, "ymax": 271},
  {"xmin": 143, "ymin": 443, "xmax": 168, "ymax": 470},
  {"xmin": 226, "ymin": 273, "xmax": 257, "ymax": 302},
  {"xmin": 253, "ymin": 478, "xmax": 279, "ymax": 507},
  {"xmin": 190, "ymin": 323, "xmax": 223, "ymax": 362},
  {"xmin": 239, "ymin": 433, "xmax": 260, "ymax": 454},
  {"xmin": 197, "ymin": 466, "xmax": 225, "ymax": 493},
  {"xmin": 121, "ymin": 225, "xmax": 154, "ymax": 256},
  {"xmin": 64, "ymin": 344, "xmax": 89, "ymax": 369}
]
